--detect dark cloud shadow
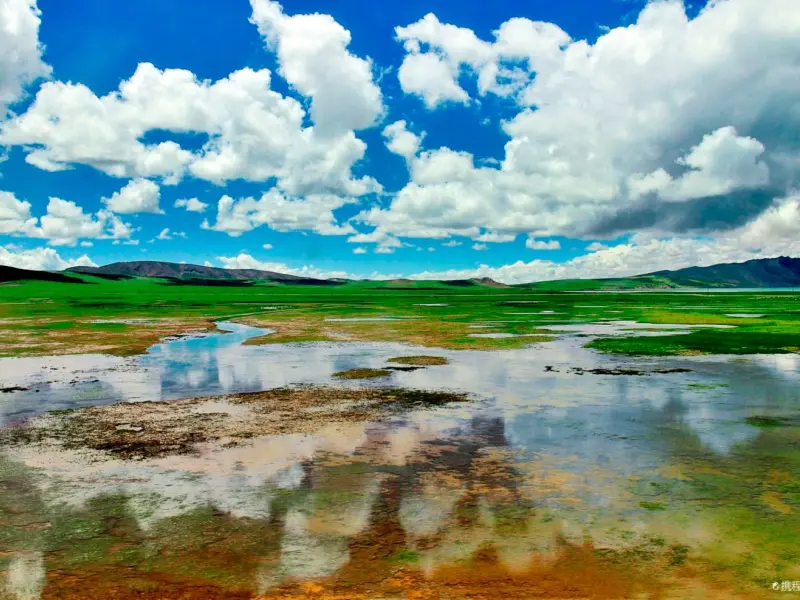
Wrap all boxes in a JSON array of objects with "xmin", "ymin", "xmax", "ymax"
[{"xmin": 587, "ymin": 188, "xmax": 781, "ymax": 238}]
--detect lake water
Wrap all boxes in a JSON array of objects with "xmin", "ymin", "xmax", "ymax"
[{"xmin": 0, "ymin": 322, "xmax": 798, "ymax": 598}]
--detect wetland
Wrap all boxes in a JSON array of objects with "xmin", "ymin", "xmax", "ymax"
[{"xmin": 0, "ymin": 278, "xmax": 798, "ymax": 598}]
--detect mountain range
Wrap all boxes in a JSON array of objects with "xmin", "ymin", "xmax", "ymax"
[
  {"xmin": 2, "ymin": 257, "xmax": 800, "ymax": 289},
  {"xmin": 67, "ymin": 261, "xmax": 341, "ymax": 286}
]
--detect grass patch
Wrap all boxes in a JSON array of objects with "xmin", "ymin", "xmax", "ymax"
[
  {"xmin": 639, "ymin": 501, "xmax": 667, "ymax": 511},
  {"xmin": 387, "ymin": 355, "xmax": 449, "ymax": 366},
  {"xmin": 332, "ymin": 368, "xmax": 392, "ymax": 380},
  {"xmin": 745, "ymin": 416, "xmax": 793, "ymax": 428}
]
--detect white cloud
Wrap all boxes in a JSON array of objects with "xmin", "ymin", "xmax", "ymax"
[
  {"xmin": 628, "ymin": 127, "xmax": 769, "ymax": 202},
  {"xmin": 26, "ymin": 198, "xmax": 134, "ymax": 246},
  {"xmin": 442, "ymin": 240, "xmax": 462, "ymax": 247},
  {"xmin": 0, "ymin": 190, "xmax": 39, "ymax": 235},
  {"xmin": 408, "ymin": 194, "xmax": 800, "ymax": 283},
  {"xmin": 472, "ymin": 243, "xmax": 488, "ymax": 251},
  {"xmin": 262, "ymin": 243, "xmax": 273, "ymax": 250},
  {"xmin": 156, "ymin": 228, "xmax": 171, "ymax": 240},
  {"xmin": 1, "ymin": 190, "xmax": 136, "ymax": 247},
  {"xmin": 396, "ymin": 51, "xmax": 469, "ymax": 108},
  {"xmin": 103, "ymin": 179, "xmax": 162, "ymax": 214},
  {"xmin": 0, "ymin": 63, "xmax": 378, "ymax": 198},
  {"xmin": 353, "ymin": 247, "xmax": 367, "ymax": 255},
  {"xmin": 218, "ymin": 252, "xmax": 355, "ymax": 280},
  {"xmin": 0, "ymin": 0, "xmax": 51, "ymax": 115},
  {"xmin": 347, "ymin": 228, "xmax": 404, "ymax": 253},
  {"xmin": 203, "ymin": 191, "xmax": 355, "ymax": 237},
  {"xmin": 0, "ymin": 244, "xmax": 95, "ymax": 271},
  {"xmin": 586, "ymin": 242, "xmax": 608, "ymax": 252},
  {"xmin": 249, "ymin": 0, "xmax": 383, "ymax": 136},
  {"xmin": 383, "ymin": 120, "xmax": 423, "ymax": 161},
  {"xmin": 394, "ymin": 12, "xmax": 569, "ymax": 108},
  {"xmin": 174, "ymin": 197, "xmax": 208, "ymax": 213},
  {"xmin": 368, "ymin": 0, "xmax": 800, "ymax": 245},
  {"xmin": 475, "ymin": 231, "xmax": 516, "ymax": 243},
  {"xmin": 526, "ymin": 238, "xmax": 561, "ymax": 250}
]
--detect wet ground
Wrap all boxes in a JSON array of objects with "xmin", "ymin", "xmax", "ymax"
[{"xmin": 0, "ymin": 322, "xmax": 798, "ymax": 598}]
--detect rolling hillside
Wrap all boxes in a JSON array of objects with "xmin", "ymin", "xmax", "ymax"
[
  {"xmin": 67, "ymin": 261, "xmax": 341, "ymax": 286},
  {"xmin": 2, "ymin": 257, "xmax": 800, "ymax": 289},
  {"xmin": 523, "ymin": 257, "xmax": 800, "ymax": 290}
]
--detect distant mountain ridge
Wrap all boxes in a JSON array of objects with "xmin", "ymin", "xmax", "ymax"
[
  {"xmin": 523, "ymin": 256, "xmax": 800, "ymax": 290},
  {"xmin": 647, "ymin": 256, "xmax": 800, "ymax": 288},
  {"xmin": 67, "ymin": 261, "xmax": 339, "ymax": 285},
  {"xmin": 3, "ymin": 257, "xmax": 800, "ymax": 289}
]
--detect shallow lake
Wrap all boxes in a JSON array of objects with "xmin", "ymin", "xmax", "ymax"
[{"xmin": 0, "ymin": 322, "xmax": 798, "ymax": 598}]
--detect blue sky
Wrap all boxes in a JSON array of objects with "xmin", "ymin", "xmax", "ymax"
[{"xmin": 1, "ymin": 0, "xmax": 799, "ymax": 282}]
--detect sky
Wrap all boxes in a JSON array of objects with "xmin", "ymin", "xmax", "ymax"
[{"xmin": 1, "ymin": 0, "xmax": 800, "ymax": 283}]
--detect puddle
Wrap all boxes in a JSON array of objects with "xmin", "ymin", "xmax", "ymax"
[
  {"xmin": 468, "ymin": 333, "xmax": 523, "ymax": 338},
  {"xmin": 725, "ymin": 313, "xmax": 765, "ymax": 318},
  {"xmin": 88, "ymin": 319, "xmax": 160, "ymax": 325},
  {"xmin": 540, "ymin": 320, "xmax": 735, "ymax": 337},
  {"xmin": 0, "ymin": 321, "xmax": 798, "ymax": 597}
]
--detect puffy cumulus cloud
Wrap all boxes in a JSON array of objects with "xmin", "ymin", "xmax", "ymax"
[
  {"xmin": 395, "ymin": 12, "xmax": 569, "ymax": 107},
  {"xmin": 249, "ymin": 0, "xmax": 383, "ymax": 136},
  {"xmin": 174, "ymin": 197, "xmax": 208, "ymax": 213},
  {"xmin": 472, "ymin": 243, "xmax": 487, "ymax": 251},
  {"xmin": 0, "ymin": 190, "xmax": 135, "ymax": 246},
  {"xmin": 371, "ymin": 0, "xmax": 800, "ymax": 247},
  {"xmin": 0, "ymin": 190, "xmax": 39, "ymax": 235},
  {"xmin": 738, "ymin": 194, "xmax": 800, "ymax": 247},
  {"xmin": 352, "ymin": 247, "xmax": 367, "ymax": 255},
  {"xmin": 0, "ymin": 0, "xmax": 51, "ymax": 115},
  {"xmin": 103, "ymin": 179, "xmax": 162, "ymax": 214},
  {"xmin": 202, "ymin": 191, "xmax": 355, "ymax": 237},
  {"xmin": 0, "ymin": 244, "xmax": 95, "ymax": 271},
  {"xmin": 396, "ymin": 52, "xmax": 469, "ymax": 108},
  {"xmin": 39, "ymin": 198, "xmax": 134, "ymax": 246},
  {"xmin": 408, "ymin": 194, "xmax": 800, "ymax": 284},
  {"xmin": 347, "ymin": 228, "xmax": 404, "ymax": 254},
  {"xmin": 383, "ymin": 120, "xmax": 423, "ymax": 161},
  {"xmin": 217, "ymin": 252, "xmax": 356, "ymax": 280},
  {"xmin": 628, "ymin": 127, "xmax": 769, "ymax": 203},
  {"xmin": 526, "ymin": 238, "xmax": 560, "ymax": 250},
  {"xmin": 0, "ymin": 63, "xmax": 378, "ymax": 197}
]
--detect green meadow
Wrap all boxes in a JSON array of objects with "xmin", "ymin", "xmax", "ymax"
[{"xmin": 2, "ymin": 274, "xmax": 799, "ymax": 357}]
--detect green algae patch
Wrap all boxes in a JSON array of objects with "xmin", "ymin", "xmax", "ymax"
[
  {"xmin": 745, "ymin": 415, "xmax": 794, "ymax": 428},
  {"xmin": 387, "ymin": 355, "xmax": 449, "ymax": 366},
  {"xmin": 332, "ymin": 368, "xmax": 392, "ymax": 380},
  {"xmin": 639, "ymin": 501, "xmax": 667, "ymax": 511},
  {"xmin": 388, "ymin": 549, "xmax": 422, "ymax": 564}
]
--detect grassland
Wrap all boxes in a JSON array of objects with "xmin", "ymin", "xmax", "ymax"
[{"xmin": 1, "ymin": 274, "xmax": 800, "ymax": 357}]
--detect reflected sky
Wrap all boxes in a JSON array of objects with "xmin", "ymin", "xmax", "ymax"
[{"xmin": 0, "ymin": 323, "xmax": 799, "ymax": 597}]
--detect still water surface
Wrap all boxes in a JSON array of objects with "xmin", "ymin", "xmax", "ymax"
[{"xmin": 0, "ymin": 322, "xmax": 798, "ymax": 598}]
